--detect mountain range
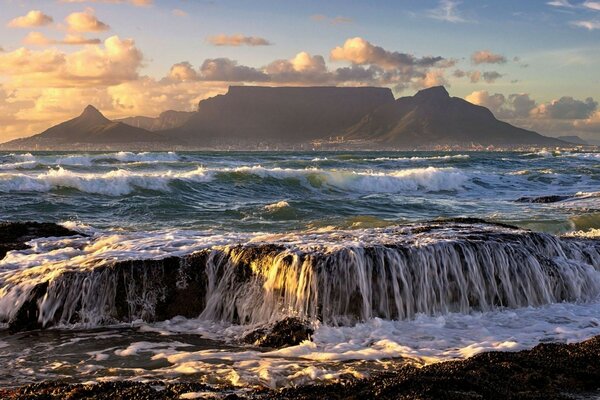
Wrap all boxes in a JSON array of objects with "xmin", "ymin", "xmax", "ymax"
[{"xmin": 0, "ymin": 86, "xmax": 572, "ymax": 150}]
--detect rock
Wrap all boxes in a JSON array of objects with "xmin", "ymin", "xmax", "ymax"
[
  {"xmin": 516, "ymin": 195, "xmax": 571, "ymax": 203},
  {"xmin": 243, "ymin": 318, "xmax": 314, "ymax": 348},
  {"xmin": 3, "ymin": 336, "xmax": 600, "ymax": 399},
  {"xmin": 0, "ymin": 221, "xmax": 81, "ymax": 260}
]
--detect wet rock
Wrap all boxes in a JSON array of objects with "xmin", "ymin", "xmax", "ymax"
[
  {"xmin": 0, "ymin": 221, "xmax": 81, "ymax": 260},
  {"xmin": 0, "ymin": 381, "xmax": 232, "ymax": 400},
  {"xmin": 243, "ymin": 318, "xmax": 314, "ymax": 348},
  {"xmin": 3, "ymin": 336, "xmax": 600, "ymax": 399},
  {"xmin": 8, "ymin": 281, "xmax": 49, "ymax": 333},
  {"xmin": 516, "ymin": 195, "xmax": 571, "ymax": 204}
]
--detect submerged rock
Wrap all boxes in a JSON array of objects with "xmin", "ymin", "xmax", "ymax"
[
  {"xmin": 243, "ymin": 318, "xmax": 314, "ymax": 348},
  {"xmin": 0, "ymin": 221, "xmax": 81, "ymax": 260},
  {"xmin": 516, "ymin": 195, "xmax": 571, "ymax": 203}
]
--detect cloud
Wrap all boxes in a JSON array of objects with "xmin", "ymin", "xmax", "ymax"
[
  {"xmin": 172, "ymin": 9, "xmax": 188, "ymax": 17},
  {"xmin": 330, "ymin": 37, "xmax": 444, "ymax": 70},
  {"xmin": 23, "ymin": 32, "xmax": 101, "ymax": 46},
  {"xmin": 7, "ymin": 10, "xmax": 54, "ymax": 28},
  {"xmin": 66, "ymin": 8, "xmax": 110, "ymax": 32},
  {"xmin": 534, "ymin": 96, "xmax": 597, "ymax": 119},
  {"xmin": 571, "ymin": 19, "xmax": 600, "ymax": 29},
  {"xmin": 199, "ymin": 58, "xmax": 269, "ymax": 82},
  {"xmin": 471, "ymin": 50, "xmax": 507, "ymax": 64},
  {"xmin": 547, "ymin": 0, "xmax": 576, "ymax": 8},
  {"xmin": 167, "ymin": 61, "xmax": 199, "ymax": 82},
  {"xmin": 60, "ymin": 0, "xmax": 152, "ymax": 6},
  {"xmin": 426, "ymin": 0, "xmax": 468, "ymax": 23},
  {"xmin": 453, "ymin": 69, "xmax": 502, "ymax": 84},
  {"xmin": 207, "ymin": 34, "xmax": 272, "ymax": 47},
  {"xmin": 265, "ymin": 52, "xmax": 330, "ymax": 83},
  {"xmin": 0, "ymin": 35, "xmax": 142, "ymax": 87},
  {"xmin": 583, "ymin": 1, "xmax": 600, "ymax": 10},
  {"xmin": 310, "ymin": 15, "xmax": 353, "ymax": 24},
  {"xmin": 466, "ymin": 90, "xmax": 600, "ymax": 139},
  {"xmin": 482, "ymin": 71, "xmax": 503, "ymax": 83},
  {"xmin": 466, "ymin": 91, "xmax": 538, "ymax": 119}
]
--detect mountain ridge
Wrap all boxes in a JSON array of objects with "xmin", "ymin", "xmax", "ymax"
[{"xmin": 0, "ymin": 86, "xmax": 572, "ymax": 150}]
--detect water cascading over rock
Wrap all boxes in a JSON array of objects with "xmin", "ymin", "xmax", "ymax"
[{"xmin": 2, "ymin": 222, "xmax": 600, "ymax": 333}]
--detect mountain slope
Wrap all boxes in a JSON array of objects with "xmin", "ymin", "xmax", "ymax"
[
  {"xmin": 168, "ymin": 86, "xmax": 395, "ymax": 146},
  {"xmin": 343, "ymin": 86, "xmax": 566, "ymax": 148},
  {"xmin": 0, "ymin": 106, "xmax": 175, "ymax": 150},
  {"xmin": 117, "ymin": 110, "xmax": 194, "ymax": 132}
]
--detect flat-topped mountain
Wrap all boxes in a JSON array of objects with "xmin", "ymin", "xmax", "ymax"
[
  {"xmin": 169, "ymin": 86, "xmax": 395, "ymax": 146},
  {"xmin": 117, "ymin": 110, "xmax": 194, "ymax": 132},
  {"xmin": 0, "ymin": 106, "xmax": 174, "ymax": 150},
  {"xmin": 0, "ymin": 86, "xmax": 571, "ymax": 150},
  {"xmin": 343, "ymin": 86, "xmax": 566, "ymax": 147}
]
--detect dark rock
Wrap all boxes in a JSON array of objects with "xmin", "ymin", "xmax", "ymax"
[
  {"xmin": 516, "ymin": 195, "xmax": 572, "ymax": 203},
  {"xmin": 243, "ymin": 318, "xmax": 314, "ymax": 348},
  {"xmin": 0, "ymin": 221, "xmax": 81, "ymax": 260},
  {"xmin": 8, "ymin": 281, "xmax": 49, "ymax": 333}
]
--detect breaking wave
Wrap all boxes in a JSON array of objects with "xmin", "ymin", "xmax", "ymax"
[{"xmin": 0, "ymin": 166, "xmax": 210, "ymax": 195}]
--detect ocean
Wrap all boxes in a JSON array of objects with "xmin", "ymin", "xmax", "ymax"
[{"xmin": 0, "ymin": 150, "xmax": 599, "ymax": 390}]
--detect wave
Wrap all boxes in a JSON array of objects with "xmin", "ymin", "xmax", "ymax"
[
  {"xmin": 0, "ymin": 166, "xmax": 209, "ymax": 195},
  {"xmin": 225, "ymin": 166, "xmax": 469, "ymax": 193},
  {"xmin": 0, "ymin": 165, "xmax": 469, "ymax": 195},
  {"xmin": 372, "ymin": 154, "xmax": 470, "ymax": 161},
  {"xmin": 2, "ymin": 152, "xmax": 181, "ymax": 168},
  {"xmin": 264, "ymin": 201, "xmax": 291, "ymax": 211}
]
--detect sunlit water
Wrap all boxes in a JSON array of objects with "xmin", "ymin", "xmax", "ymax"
[{"xmin": 0, "ymin": 150, "xmax": 599, "ymax": 389}]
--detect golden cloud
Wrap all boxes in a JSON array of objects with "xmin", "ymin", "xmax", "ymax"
[
  {"xmin": 23, "ymin": 32, "xmax": 101, "ymax": 46},
  {"xmin": 7, "ymin": 10, "xmax": 54, "ymax": 28},
  {"xmin": 208, "ymin": 34, "xmax": 272, "ymax": 46},
  {"xmin": 66, "ymin": 8, "xmax": 110, "ymax": 32}
]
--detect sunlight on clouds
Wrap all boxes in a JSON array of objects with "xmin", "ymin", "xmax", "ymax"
[
  {"xmin": 7, "ymin": 10, "xmax": 54, "ymax": 28},
  {"xmin": 66, "ymin": 8, "xmax": 111, "ymax": 32},
  {"xmin": 207, "ymin": 34, "xmax": 272, "ymax": 47},
  {"xmin": 24, "ymin": 32, "xmax": 101, "ymax": 46}
]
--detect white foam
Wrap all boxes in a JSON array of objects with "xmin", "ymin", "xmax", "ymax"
[
  {"xmin": 228, "ymin": 166, "xmax": 469, "ymax": 193},
  {"xmin": 127, "ymin": 299, "xmax": 600, "ymax": 388},
  {"xmin": 0, "ymin": 166, "xmax": 210, "ymax": 195},
  {"xmin": 264, "ymin": 201, "xmax": 290, "ymax": 211},
  {"xmin": 372, "ymin": 154, "xmax": 470, "ymax": 161}
]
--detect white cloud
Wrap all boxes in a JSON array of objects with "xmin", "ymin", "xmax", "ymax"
[
  {"xmin": 426, "ymin": 0, "xmax": 468, "ymax": 23},
  {"xmin": 571, "ymin": 19, "xmax": 600, "ymax": 29}
]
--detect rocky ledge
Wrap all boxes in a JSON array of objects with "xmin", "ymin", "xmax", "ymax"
[
  {"xmin": 2, "ymin": 335, "xmax": 600, "ymax": 399},
  {"xmin": 0, "ymin": 221, "xmax": 81, "ymax": 260}
]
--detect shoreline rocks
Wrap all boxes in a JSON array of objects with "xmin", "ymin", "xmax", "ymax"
[{"xmin": 2, "ymin": 335, "xmax": 600, "ymax": 399}]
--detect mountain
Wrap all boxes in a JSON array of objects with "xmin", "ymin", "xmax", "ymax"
[
  {"xmin": 0, "ymin": 106, "xmax": 175, "ymax": 150},
  {"xmin": 557, "ymin": 135, "xmax": 589, "ymax": 146},
  {"xmin": 343, "ymin": 86, "xmax": 567, "ymax": 148},
  {"xmin": 0, "ymin": 86, "xmax": 570, "ymax": 150},
  {"xmin": 168, "ymin": 86, "xmax": 395, "ymax": 146},
  {"xmin": 117, "ymin": 110, "xmax": 194, "ymax": 132}
]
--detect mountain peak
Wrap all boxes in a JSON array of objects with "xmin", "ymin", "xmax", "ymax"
[
  {"xmin": 414, "ymin": 86, "xmax": 450, "ymax": 100},
  {"xmin": 79, "ymin": 105, "xmax": 110, "ymax": 124},
  {"xmin": 80, "ymin": 104, "xmax": 105, "ymax": 118}
]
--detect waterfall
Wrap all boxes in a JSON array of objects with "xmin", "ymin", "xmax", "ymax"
[{"xmin": 2, "ymin": 224, "xmax": 600, "ymax": 331}]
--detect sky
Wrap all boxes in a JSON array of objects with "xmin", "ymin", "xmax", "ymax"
[{"xmin": 0, "ymin": 0, "xmax": 599, "ymax": 141}]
